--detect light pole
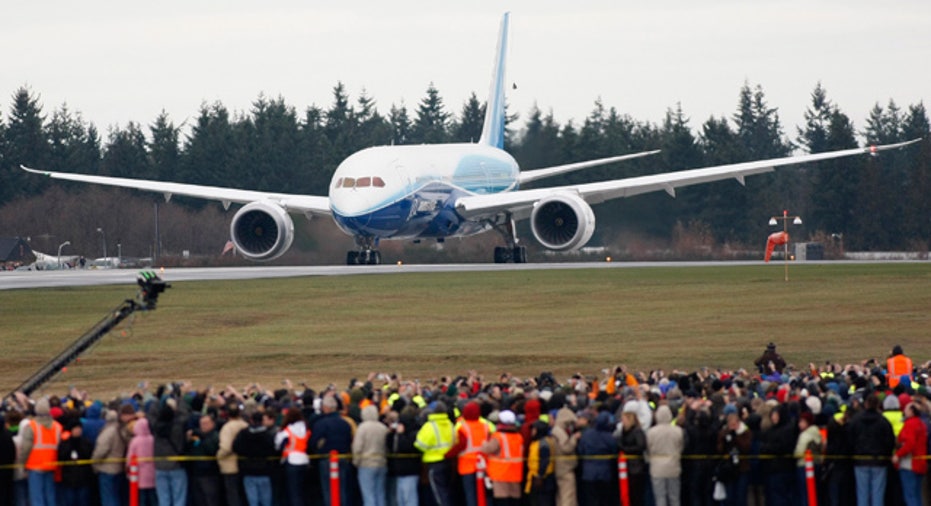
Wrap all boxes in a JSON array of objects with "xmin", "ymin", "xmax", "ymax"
[
  {"xmin": 117, "ymin": 243, "xmax": 122, "ymax": 267},
  {"xmin": 96, "ymin": 227, "xmax": 108, "ymax": 259},
  {"xmin": 57, "ymin": 241, "xmax": 71, "ymax": 269},
  {"xmin": 768, "ymin": 210, "xmax": 803, "ymax": 282}
]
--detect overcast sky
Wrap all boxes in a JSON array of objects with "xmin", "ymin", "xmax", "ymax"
[{"xmin": 3, "ymin": 1, "xmax": 929, "ymax": 144}]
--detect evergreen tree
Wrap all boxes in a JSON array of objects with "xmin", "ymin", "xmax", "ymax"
[
  {"xmin": 697, "ymin": 115, "xmax": 749, "ymax": 242},
  {"xmin": 452, "ymin": 92, "xmax": 485, "ymax": 143},
  {"xmin": 246, "ymin": 94, "xmax": 301, "ymax": 191},
  {"xmin": 148, "ymin": 110, "xmax": 180, "ymax": 181},
  {"xmin": 389, "ymin": 103, "xmax": 412, "ymax": 145},
  {"xmin": 410, "ymin": 83, "xmax": 450, "ymax": 144},
  {"xmin": 3, "ymin": 86, "xmax": 49, "ymax": 200},
  {"xmin": 900, "ymin": 104, "xmax": 930, "ymax": 245},
  {"xmin": 101, "ymin": 122, "xmax": 148, "ymax": 178},
  {"xmin": 47, "ymin": 104, "xmax": 100, "ymax": 174},
  {"xmin": 181, "ymin": 102, "xmax": 236, "ymax": 186},
  {"xmin": 513, "ymin": 104, "xmax": 563, "ymax": 172},
  {"xmin": 299, "ymin": 105, "xmax": 334, "ymax": 195},
  {"xmin": 324, "ymin": 82, "xmax": 356, "ymax": 161},
  {"xmin": 354, "ymin": 90, "xmax": 392, "ymax": 149}
]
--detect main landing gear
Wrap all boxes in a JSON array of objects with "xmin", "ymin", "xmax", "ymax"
[
  {"xmin": 493, "ymin": 215, "xmax": 527, "ymax": 264},
  {"xmin": 347, "ymin": 237, "xmax": 381, "ymax": 265}
]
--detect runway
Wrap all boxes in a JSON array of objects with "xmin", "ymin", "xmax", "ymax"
[
  {"xmin": 1, "ymin": 261, "xmax": 754, "ymax": 290},
  {"xmin": 2, "ymin": 260, "xmax": 925, "ymax": 290}
]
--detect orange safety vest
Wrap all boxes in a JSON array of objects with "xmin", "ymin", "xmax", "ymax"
[
  {"xmin": 457, "ymin": 419, "xmax": 491, "ymax": 475},
  {"xmin": 487, "ymin": 430, "xmax": 523, "ymax": 483},
  {"xmin": 25, "ymin": 419, "xmax": 62, "ymax": 472},
  {"xmin": 282, "ymin": 426, "xmax": 309, "ymax": 458},
  {"xmin": 888, "ymin": 355, "xmax": 913, "ymax": 389}
]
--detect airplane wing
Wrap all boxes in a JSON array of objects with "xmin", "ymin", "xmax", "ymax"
[
  {"xmin": 456, "ymin": 139, "xmax": 921, "ymax": 221},
  {"xmin": 20, "ymin": 166, "xmax": 331, "ymax": 216},
  {"xmin": 518, "ymin": 150, "xmax": 661, "ymax": 184}
]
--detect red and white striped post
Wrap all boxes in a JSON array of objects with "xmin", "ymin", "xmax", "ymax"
[
  {"xmin": 128, "ymin": 454, "xmax": 139, "ymax": 506},
  {"xmin": 804, "ymin": 449, "xmax": 817, "ymax": 506},
  {"xmin": 618, "ymin": 452, "xmax": 630, "ymax": 506},
  {"xmin": 329, "ymin": 450, "xmax": 341, "ymax": 506},
  {"xmin": 475, "ymin": 454, "xmax": 488, "ymax": 506}
]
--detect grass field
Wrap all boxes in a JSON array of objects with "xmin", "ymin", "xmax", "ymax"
[{"xmin": 2, "ymin": 263, "xmax": 930, "ymax": 398}]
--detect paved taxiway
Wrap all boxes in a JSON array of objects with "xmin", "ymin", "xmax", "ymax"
[
  {"xmin": 2, "ymin": 260, "xmax": 925, "ymax": 290},
  {"xmin": 0, "ymin": 262, "xmax": 750, "ymax": 290}
]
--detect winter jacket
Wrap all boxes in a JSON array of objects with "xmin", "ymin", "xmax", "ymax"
[
  {"xmin": 58, "ymin": 431, "xmax": 95, "ymax": 488},
  {"xmin": 716, "ymin": 421, "xmax": 752, "ymax": 475},
  {"xmin": 895, "ymin": 415, "xmax": 928, "ymax": 474},
  {"xmin": 848, "ymin": 409, "xmax": 896, "ymax": 467},
  {"xmin": 81, "ymin": 402, "xmax": 106, "ymax": 444},
  {"xmin": 578, "ymin": 411, "xmax": 618, "ymax": 482},
  {"xmin": 618, "ymin": 425, "xmax": 647, "ymax": 476},
  {"xmin": 352, "ymin": 406, "xmax": 388, "ymax": 468},
  {"xmin": 186, "ymin": 427, "xmax": 220, "ymax": 477},
  {"xmin": 232, "ymin": 425, "xmax": 279, "ymax": 477},
  {"xmin": 387, "ymin": 414, "xmax": 421, "ymax": 477},
  {"xmin": 149, "ymin": 400, "xmax": 190, "ymax": 472},
  {"xmin": 646, "ymin": 405, "xmax": 684, "ymax": 478},
  {"xmin": 551, "ymin": 407, "xmax": 578, "ymax": 476},
  {"xmin": 794, "ymin": 425, "xmax": 822, "ymax": 467},
  {"xmin": 759, "ymin": 405, "xmax": 797, "ymax": 474},
  {"xmin": 217, "ymin": 417, "xmax": 248, "ymax": 474},
  {"xmin": 310, "ymin": 411, "xmax": 353, "ymax": 455},
  {"xmin": 126, "ymin": 418, "xmax": 156, "ymax": 489},
  {"xmin": 92, "ymin": 410, "xmax": 128, "ymax": 475}
]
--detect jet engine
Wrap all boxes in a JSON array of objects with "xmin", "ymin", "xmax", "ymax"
[
  {"xmin": 230, "ymin": 201, "xmax": 294, "ymax": 261},
  {"xmin": 530, "ymin": 193, "xmax": 596, "ymax": 251}
]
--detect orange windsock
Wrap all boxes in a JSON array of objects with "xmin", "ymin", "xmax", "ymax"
[{"xmin": 765, "ymin": 232, "xmax": 789, "ymax": 262}]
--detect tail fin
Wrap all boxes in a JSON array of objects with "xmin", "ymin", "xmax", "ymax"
[{"xmin": 478, "ymin": 12, "xmax": 509, "ymax": 149}]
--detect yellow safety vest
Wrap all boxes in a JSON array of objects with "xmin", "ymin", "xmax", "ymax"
[{"xmin": 415, "ymin": 413, "xmax": 454, "ymax": 463}]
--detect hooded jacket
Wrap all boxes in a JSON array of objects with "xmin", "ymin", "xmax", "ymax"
[
  {"xmin": 149, "ymin": 399, "xmax": 190, "ymax": 472},
  {"xmin": 92, "ymin": 410, "xmax": 128, "ymax": 475},
  {"xmin": 646, "ymin": 405, "xmax": 684, "ymax": 478},
  {"xmin": 387, "ymin": 412, "xmax": 421, "ymax": 477},
  {"xmin": 126, "ymin": 418, "xmax": 156, "ymax": 489},
  {"xmin": 217, "ymin": 415, "xmax": 249, "ymax": 474},
  {"xmin": 578, "ymin": 411, "xmax": 618, "ymax": 482},
  {"xmin": 352, "ymin": 405, "xmax": 388, "ymax": 468},
  {"xmin": 848, "ymin": 407, "xmax": 896, "ymax": 467},
  {"xmin": 551, "ymin": 407, "xmax": 578, "ymax": 476}
]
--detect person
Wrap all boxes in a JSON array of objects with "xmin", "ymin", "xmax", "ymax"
[
  {"xmin": 550, "ymin": 406, "xmax": 580, "ymax": 506},
  {"xmin": 618, "ymin": 401, "xmax": 648, "ymax": 506},
  {"xmin": 186, "ymin": 414, "xmax": 221, "ymax": 506},
  {"xmin": 0, "ymin": 411, "xmax": 15, "ymax": 506},
  {"xmin": 754, "ymin": 342, "xmax": 787, "ymax": 374},
  {"xmin": 647, "ymin": 404, "xmax": 684, "ymax": 506},
  {"xmin": 18, "ymin": 397, "xmax": 62, "ymax": 506},
  {"xmin": 93, "ymin": 406, "xmax": 131, "ymax": 506},
  {"xmin": 414, "ymin": 401, "xmax": 455, "ymax": 506},
  {"xmin": 126, "ymin": 417, "xmax": 157, "ymax": 506},
  {"xmin": 275, "ymin": 408, "xmax": 310, "ymax": 506},
  {"xmin": 386, "ymin": 406, "xmax": 421, "ymax": 506},
  {"xmin": 233, "ymin": 411, "xmax": 280, "ymax": 506},
  {"xmin": 715, "ymin": 404, "xmax": 752, "ymax": 506},
  {"xmin": 847, "ymin": 393, "xmax": 896, "ymax": 506},
  {"xmin": 311, "ymin": 395, "xmax": 354, "ymax": 506},
  {"xmin": 578, "ymin": 410, "xmax": 618, "ymax": 506},
  {"xmin": 887, "ymin": 345, "xmax": 913, "ymax": 389},
  {"xmin": 149, "ymin": 397, "xmax": 190, "ymax": 506},
  {"xmin": 218, "ymin": 402, "xmax": 249, "ymax": 506},
  {"xmin": 445, "ymin": 401, "xmax": 495, "ymax": 506},
  {"xmin": 892, "ymin": 402, "xmax": 927, "ymax": 506},
  {"xmin": 481, "ymin": 409, "xmax": 524, "ymax": 506},
  {"xmin": 793, "ymin": 412, "xmax": 822, "ymax": 506},
  {"xmin": 759, "ymin": 403, "xmax": 797, "ymax": 506},
  {"xmin": 352, "ymin": 405, "xmax": 388, "ymax": 506},
  {"xmin": 524, "ymin": 420, "xmax": 556, "ymax": 506},
  {"xmin": 57, "ymin": 419, "xmax": 95, "ymax": 506}
]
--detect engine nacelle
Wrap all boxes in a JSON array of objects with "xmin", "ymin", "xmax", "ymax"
[
  {"xmin": 230, "ymin": 201, "xmax": 294, "ymax": 261},
  {"xmin": 530, "ymin": 193, "xmax": 596, "ymax": 251}
]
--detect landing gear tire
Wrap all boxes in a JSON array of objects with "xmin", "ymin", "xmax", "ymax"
[
  {"xmin": 512, "ymin": 246, "xmax": 527, "ymax": 264},
  {"xmin": 494, "ymin": 246, "xmax": 511, "ymax": 264},
  {"xmin": 347, "ymin": 250, "xmax": 381, "ymax": 265}
]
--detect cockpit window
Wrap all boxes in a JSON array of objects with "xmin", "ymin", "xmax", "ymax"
[
  {"xmin": 373, "ymin": 177, "xmax": 385, "ymax": 187},
  {"xmin": 335, "ymin": 178, "xmax": 343, "ymax": 188},
  {"xmin": 342, "ymin": 177, "xmax": 356, "ymax": 188},
  {"xmin": 336, "ymin": 176, "xmax": 386, "ymax": 189},
  {"xmin": 356, "ymin": 177, "xmax": 371, "ymax": 188}
]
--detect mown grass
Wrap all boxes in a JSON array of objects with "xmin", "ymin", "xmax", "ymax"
[{"xmin": 1, "ymin": 263, "xmax": 930, "ymax": 398}]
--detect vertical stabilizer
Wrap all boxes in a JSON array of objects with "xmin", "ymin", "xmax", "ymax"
[{"xmin": 478, "ymin": 12, "xmax": 509, "ymax": 149}]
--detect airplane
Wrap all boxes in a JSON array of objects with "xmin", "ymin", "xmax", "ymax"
[
  {"xmin": 30, "ymin": 251, "xmax": 81, "ymax": 270},
  {"xmin": 22, "ymin": 13, "xmax": 920, "ymax": 265}
]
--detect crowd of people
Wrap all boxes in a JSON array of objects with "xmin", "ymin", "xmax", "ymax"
[{"xmin": 1, "ymin": 343, "xmax": 930, "ymax": 506}]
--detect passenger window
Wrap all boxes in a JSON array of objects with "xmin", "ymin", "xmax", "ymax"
[
  {"xmin": 356, "ymin": 177, "xmax": 371, "ymax": 188},
  {"xmin": 343, "ymin": 177, "xmax": 355, "ymax": 188},
  {"xmin": 373, "ymin": 177, "xmax": 386, "ymax": 187}
]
